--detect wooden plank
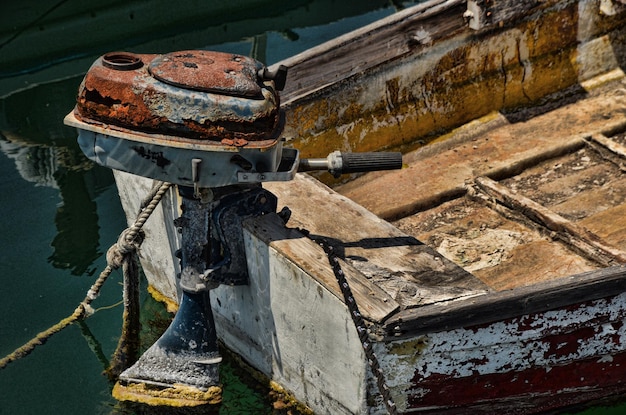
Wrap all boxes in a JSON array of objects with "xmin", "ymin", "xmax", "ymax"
[
  {"xmin": 339, "ymin": 90, "xmax": 626, "ymax": 221},
  {"xmin": 466, "ymin": 0, "xmax": 543, "ymax": 30},
  {"xmin": 397, "ymin": 197, "xmax": 599, "ymax": 291},
  {"xmin": 339, "ymin": 129, "xmax": 587, "ymax": 221},
  {"xmin": 588, "ymin": 133, "xmax": 626, "ymax": 159},
  {"xmin": 244, "ymin": 212, "xmax": 399, "ymax": 324},
  {"xmin": 265, "ymin": 174, "xmax": 491, "ymax": 309},
  {"xmin": 272, "ymin": 0, "xmax": 467, "ymax": 105},
  {"xmin": 580, "ymin": 203, "xmax": 626, "ymax": 252},
  {"xmin": 384, "ymin": 265, "xmax": 626, "ymax": 339},
  {"xmin": 472, "ymin": 176, "xmax": 626, "ymax": 265}
]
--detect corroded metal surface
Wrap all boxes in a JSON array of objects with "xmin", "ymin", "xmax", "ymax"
[
  {"xmin": 65, "ymin": 112, "xmax": 285, "ymax": 188},
  {"xmin": 149, "ymin": 50, "xmax": 264, "ymax": 97},
  {"xmin": 74, "ymin": 50, "xmax": 280, "ymax": 144}
]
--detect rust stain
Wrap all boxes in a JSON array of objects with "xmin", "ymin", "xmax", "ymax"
[
  {"xmin": 112, "ymin": 382, "xmax": 222, "ymax": 407},
  {"xmin": 388, "ymin": 337, "xmax": 428, "ymax": 358},
  {"xmin": 75, "ymin": 51, "xmax": 280, "ymax": 143},
  {"xmin": 148, "ymin": 50, "xmax": 263, "ymax": 97}
]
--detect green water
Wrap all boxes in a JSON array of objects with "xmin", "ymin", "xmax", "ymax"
[{"xmin": 0, "ymin": 1, "xmax": 625, "ymax": 414}]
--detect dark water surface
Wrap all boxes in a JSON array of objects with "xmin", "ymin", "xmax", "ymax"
[{"xmin": 0, "ymin": 1, "xmax": 625, "ymax": 414}]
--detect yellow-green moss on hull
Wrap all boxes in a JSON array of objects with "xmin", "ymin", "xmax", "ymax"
[
  {"xmin": 112, "ymin": 381, "xmax": 222, "ymax": 407},
  {"xmin": 267, "ymin": 380, "xmax": 315, "ymax": 415},
  {"xmin": 147, "ymin": 284, "xmax": 178, "ymax": 313}
]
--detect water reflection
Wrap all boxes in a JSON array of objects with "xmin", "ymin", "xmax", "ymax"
[
  {"xmin": 0, "ymin": 76, "xmax": 114, "ymax": 276},
  {"xmin": 50, "ymin": 166, "xmax": 100, "ymax": 275}
]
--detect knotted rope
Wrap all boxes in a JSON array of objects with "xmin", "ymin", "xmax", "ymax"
[{"xmin": 0, "ymin": 181, "xmax": 172, "ymax": 370}]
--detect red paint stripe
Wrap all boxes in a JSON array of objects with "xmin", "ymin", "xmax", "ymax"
[{"xmin": 407, "ymin": 349, "xmax": 626, "ymax": 414}]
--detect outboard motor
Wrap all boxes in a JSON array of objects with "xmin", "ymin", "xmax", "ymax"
[{"xmin": 65, "ymin": 49, "xmax": 401, "ymax": 406}]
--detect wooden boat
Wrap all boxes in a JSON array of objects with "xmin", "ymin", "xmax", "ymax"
[{"xmin": 87, "ymin": 0, "xmax": 626, "ymax": 413}]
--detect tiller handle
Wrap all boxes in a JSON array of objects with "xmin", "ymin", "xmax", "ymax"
[{"xmin": 299, "ymin": 151, "xmax": 403, "ymax": 177}]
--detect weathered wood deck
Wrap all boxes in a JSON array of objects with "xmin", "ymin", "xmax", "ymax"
[
  {"xmin": 338, "ymin": 75, "xmax": 626, "ymax": 296},
  {"xmin": 265, "ymin": 175, "xmax": 490, "ymax": 318}
]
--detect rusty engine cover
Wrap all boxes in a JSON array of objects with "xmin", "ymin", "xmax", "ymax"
[{"xmin": 74, "ymin": 50, "xmax": 281, "ymax": 144}]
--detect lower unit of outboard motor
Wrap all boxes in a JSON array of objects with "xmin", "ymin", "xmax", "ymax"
[{"xmin": 65, "ymin": 49, "xmax": 401, "ymax": 406}]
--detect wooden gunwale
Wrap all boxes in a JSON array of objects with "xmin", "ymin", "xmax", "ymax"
[
  {"xmin": 275, "ymin": 0, "xmax": 467, "ymax": 105},
  {"xmin": 384, "ymin": 265, "xmax": 626, "ymax": 340},
  {"xmin": 273, "ymin": 0, "xmax": 626, "ymax": 163}
]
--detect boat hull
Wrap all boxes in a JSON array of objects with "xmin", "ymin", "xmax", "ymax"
[
  {"xmin": 378, "ymin": 289, "xmax": 626, "ymax": 414},
  {"xmin": 113, "ymin": 169, "xmax": 626, "ymax": 414},
  {"xmin": 275, "ymin": 0, "xmax": 626, "ymax": 165}
]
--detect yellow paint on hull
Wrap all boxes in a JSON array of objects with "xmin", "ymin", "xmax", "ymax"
[{"xmin": 283, "ymin": 2, "xmax": 626, "ymax": 159}]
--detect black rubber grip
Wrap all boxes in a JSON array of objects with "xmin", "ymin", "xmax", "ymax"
[{"xmin": 340, "ymin": 152, "xmax": 402, "ymax": 173}]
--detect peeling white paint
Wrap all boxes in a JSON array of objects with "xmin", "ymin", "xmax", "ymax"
[
  {"xmin": 212, "ymin": 226, "xmax": 369, "ymax": 415},
  {"xmin": 413, "ymin": 27, "xmax": 433, "ymax": 45},
  {"xmin": 113, "ymin": 171, "xmax": 180, "ymax": 301},
  {"xmin": 374, "ymin": 291, "xmax": 626, "ymax": 413},
  {"xmin": 598, "ymin": 354, "xmax": 614, "ymax": 363}
]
